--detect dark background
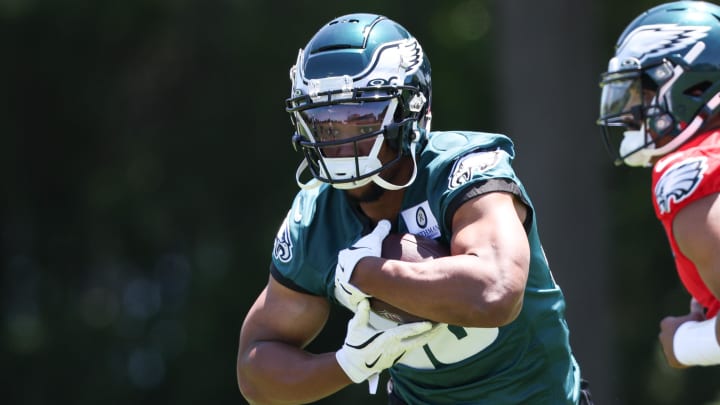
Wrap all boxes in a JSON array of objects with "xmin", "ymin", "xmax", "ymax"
[{"xmin": 2, "ymin": 0, "xmax": 719, "ymax": 404}]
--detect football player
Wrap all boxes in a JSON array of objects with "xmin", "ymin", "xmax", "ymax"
[
  {"xmin": 597, "ymin": 1, "xmax": 720, "ymax": 369},
  {"xmin": 238, "ymin": 13, "xmax": 592, "ymax": 404}
]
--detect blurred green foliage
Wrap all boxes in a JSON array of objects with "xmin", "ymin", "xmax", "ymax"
[{"xmin": 1, "ymin": 0, "xmax": 719, "ymax": 404}]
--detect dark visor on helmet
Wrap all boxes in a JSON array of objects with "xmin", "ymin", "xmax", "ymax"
[
  {"xmin": 298, "ymin": 101, "xmax": 391, "ymax": 143},
  {"xmin": 599, "ymin": 70, "xmax": 644, "ymax": 127}
]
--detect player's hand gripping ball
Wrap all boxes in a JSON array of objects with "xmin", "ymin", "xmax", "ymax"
[
  {"xmin": 369, "ymin": 233, "xmax": 450, "ymax": 328},
  {"xmin": 335, "ymin": 299, "xmax": 438, "ymax": 388},
  {"xmin": 334, "ymin": 220, "xmax": 392, "ymax": 312}
]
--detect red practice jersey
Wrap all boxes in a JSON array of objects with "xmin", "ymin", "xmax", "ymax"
[{"xmin": 652, "ymin": 130, "xmax": 720, "ymax": 318}]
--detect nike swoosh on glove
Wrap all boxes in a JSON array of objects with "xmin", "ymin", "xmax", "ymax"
[
  {"xmin": 334, "ymin": 220, "xmax": 391, "ymax": 312},
  {"xmin": 335, "ymin": 299, "xmax": 442, "ymax": 394}
]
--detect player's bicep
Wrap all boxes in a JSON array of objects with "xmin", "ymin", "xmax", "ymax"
[
  {"xmin": 240, "ymin": 275, "xmax": 330, "ymax": 351},
  {"xmin": 448, "ymin": 191, "xmax": 529, "ymax": 324},
  {"xmin": 451, "ymin": 191, "xmax": 530, "ymax": 288},
  {"xmin": 673, "ymin": 192, "xmax": 720, "ymax": 299},
  {"xmin": 450, "ymin": 191, "xmax": 529, "ymax": 263}
]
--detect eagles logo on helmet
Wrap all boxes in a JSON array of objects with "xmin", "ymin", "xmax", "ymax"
[{"xmin": 597, "ymin": 1, "xmax": 720, "ymax": 167}]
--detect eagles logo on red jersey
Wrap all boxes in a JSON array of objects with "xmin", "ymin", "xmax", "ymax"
[{"xmin": 654, "ymin": 157, "xmax": 707, "ymax": 214}]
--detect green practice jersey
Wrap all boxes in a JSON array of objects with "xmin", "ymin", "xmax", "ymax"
[{"xmin": 270, "ymin": 131, "xmax": 582, "ymax": 404}]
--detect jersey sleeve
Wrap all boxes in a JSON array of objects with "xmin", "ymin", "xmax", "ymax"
[
  {"xmin": 422, "ymin": 131, "xmax": 533, "ymax": 237},
  {"xmin": 445, "ymin": 178, "xmax": 533, "ymax": 233},
  {"xmin": 268, "ymin": 190, "xmax": 328, "ymax": 297}
]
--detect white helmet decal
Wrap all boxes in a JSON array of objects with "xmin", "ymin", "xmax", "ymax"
[{"xmin": 615, "ymin": 23, "xmax": 710, "ymax": 63}]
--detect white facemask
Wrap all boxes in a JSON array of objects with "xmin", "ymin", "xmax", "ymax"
[
  {"xmin": 294, "ymin": 140, "xmax": 419, "ymax": 191},
  {"xmin": 619, "ymin": 128, "xmax": 654, "ymax": 167}
]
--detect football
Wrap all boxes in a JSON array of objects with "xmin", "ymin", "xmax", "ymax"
[{"xmin": 368, "ymin": 233, "xmax": 450, "ymax": 328}]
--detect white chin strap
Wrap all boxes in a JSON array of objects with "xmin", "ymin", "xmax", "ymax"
[
  {"xmin": 370, "ymin": 141, "xmax": 418, "ymax": 191},
  {"xmin": 295, "ymin": 159, "xmax": 322, "ymax": 189},
  {"xmin": 295, "ymin": 141, "xmax": 419, "ymax": 191}
]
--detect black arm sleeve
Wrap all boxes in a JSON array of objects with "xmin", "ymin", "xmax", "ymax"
[{"xmin": 444, "ymin": 178, "xmax": 534, "ymax": 233}]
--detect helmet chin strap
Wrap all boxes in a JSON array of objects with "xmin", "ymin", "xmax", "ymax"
[
  {"xmin": 372, "ymin": 116, "xmax": 429, "ymax": 190},
  {"xmin": 370, "ymin": 141, "xmax": 418, "ymax": 190},
  {"xmin": 294, "ymin": 132, "xmax": 421, "ymax": 191},
  {"xmin": 295, "ymin": 159, "xmax": 322, "ymax": 190},
  {"xmin": 341, "ymin": 127, "xmax": 422, "ymax": 191}
]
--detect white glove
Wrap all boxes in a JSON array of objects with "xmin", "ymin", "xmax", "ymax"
[
  {"xmin": 334, "ymin": 220, "xmax": 391, "ymax": 312},
  {"xmin": 336, "ymin": 299, "xmax": 439, "ymax": 394}
]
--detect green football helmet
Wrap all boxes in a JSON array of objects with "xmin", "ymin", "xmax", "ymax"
[
  {"xmin": 597, "ymin": 1, "xmax": 720, "ymax": 167},
  {"xmin": 286, "ymin": 13, "xmax": 432, "ymax": 190}
]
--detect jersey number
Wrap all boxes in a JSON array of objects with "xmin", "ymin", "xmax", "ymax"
[{"xmin": 398, "ymin": 325, "xmax": 499, "ymax": 369}]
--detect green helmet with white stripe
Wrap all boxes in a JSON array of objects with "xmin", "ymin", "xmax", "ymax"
[
  {"xmin": 597, "ymin": 1, "xmax": 720, "ymax": 167},
  {"xmin": 286, "ymin": 13, "xmax": 432, "ymax": 190}
]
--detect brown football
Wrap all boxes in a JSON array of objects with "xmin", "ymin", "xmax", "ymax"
[{"xmin": 369, "ymin": 233, "xmax": 450, "ymax": 325}]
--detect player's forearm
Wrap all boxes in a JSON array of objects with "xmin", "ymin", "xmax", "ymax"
[
  {"xmin": 237, "ymin": 341, "xmax": 351, "ymax": 404},
  {"xmin": 353, "ymin": 254, "xmax": 525, "ymax": 327}
]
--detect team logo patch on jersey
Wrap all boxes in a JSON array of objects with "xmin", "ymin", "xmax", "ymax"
[
  {"xmin": 616, "ymin": 24, "xmax": 710, "ymax": 60},
  {"xmin": 273, "ymin": 214, "xmax": 294, "ymax": 263},
  {"xmin": 401, "ymin": 201, "xmax": 440, "ymax": 239},
  {"xmin": 416, "ymin": 206, "xmax": 428, "ymax": 228},
  {"xmin": 655, "ymin": 157, "xmax": 707, "ymax": 214},
  {"xmin": 448, "ymin": 150, "xmax": 501, "ymax": 189}
]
